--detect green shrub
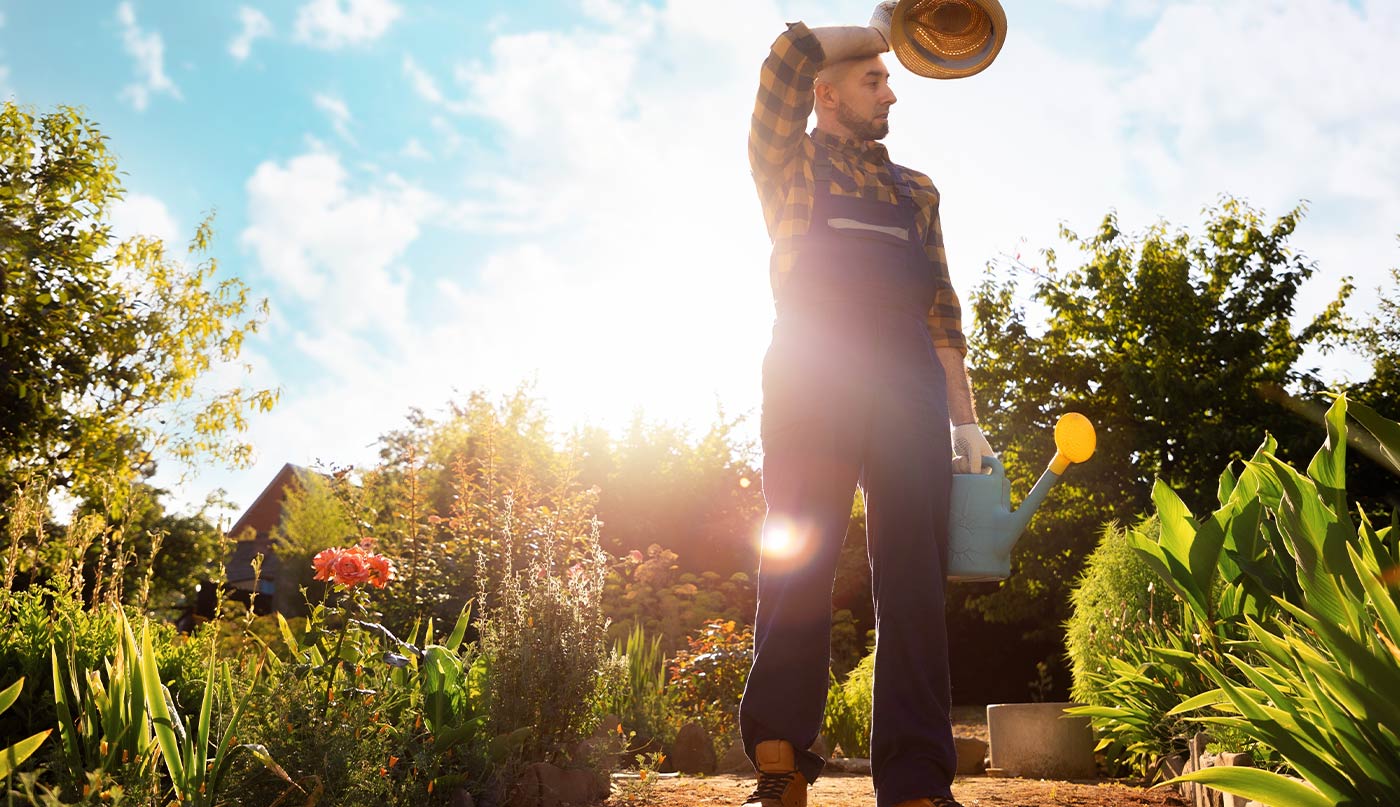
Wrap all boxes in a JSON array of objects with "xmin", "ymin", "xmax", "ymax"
[
  {"xmin": 666, "ymin": 619, "xmax": 752, "ymax": 755},
  {"xmin": 1065, "ymin": 518, "xmax": 1167, "ymax": 706},
  {"xmin": 823, "ymin": 650, "xmax": 873, "ymax": 757},
  {"xmin": 475, "ymin": 492, "xmax": 612, "ymax": 778}
]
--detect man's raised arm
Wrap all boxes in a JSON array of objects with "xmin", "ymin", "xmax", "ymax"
[{"xmin": 749, "ymin": 19, "xmax": 889, "ymax": 231}]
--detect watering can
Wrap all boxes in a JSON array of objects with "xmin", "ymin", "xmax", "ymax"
[{"xmin": 947, "ymin": 413, "xmax": 1096, "ymax": 582}]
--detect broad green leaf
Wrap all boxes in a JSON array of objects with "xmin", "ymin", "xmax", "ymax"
[
  {"xmin": 1218, "ymin": 462, "xmax": 1238, "ymax": 507},
  {"xmin": 446, "ymin": 601, "xmax": 473, "ymax": 652},
  {"xmin": 1352, "ymin": 544, "xmax": 1400, "ymax": 651},
  {"xmin": 1127, "ymin": 526, "xmax": 1210, "ymax": 621},
  {"xmin": 0, "ymin": 678, "xmax": 23, "ymax": 714},
  {"xmin": 1202, "ymin": 664, "xmax": 1353, "ymax": 800},
  {"xmin": 139, "ymin": 620, "xmax": 186, "ymax": 787},
  {"xmin": 1348, "ymin": 399, "xmax": 1400, "ymax": 475},
  {"xmin": 1167, "ymin": 766, "xmax": 1334, "ymax": 807},
  {"xmin": 1263, "ymin": 455, "xmax": 1356, "ymax": 622},
  {"xmin": 1152, "ymin": 479, "xmax": 1198, "ymax": 567},
  {"xmin": 1166, "ymin": 688, "xmax": 1230, "ymax": 715},
  {"xmin": 0, "ymin": 730, "xmax": 51, "ymax": 778},
  {"xmin": 1306, "ymin": 396, "xmax": 1349, "ymax": 514}
]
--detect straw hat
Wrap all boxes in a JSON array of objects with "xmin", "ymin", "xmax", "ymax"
[{"xmin": 889, "ymin": 0, "xmax": 1007, "ymax": 80}]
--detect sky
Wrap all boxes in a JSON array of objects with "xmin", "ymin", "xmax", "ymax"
[{"xmin": 4, "ymin": 0, "xmax": 1398, "ymax": 519}]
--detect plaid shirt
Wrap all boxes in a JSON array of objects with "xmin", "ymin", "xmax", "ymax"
[{"xmin": 750, "ymin": 21, "xmax": 966, "ymax": 355}]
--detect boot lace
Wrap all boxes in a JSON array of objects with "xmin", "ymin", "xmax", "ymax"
[{"xmin": 746, "ymin": 770, "xmax": 797, "ymax": 802}]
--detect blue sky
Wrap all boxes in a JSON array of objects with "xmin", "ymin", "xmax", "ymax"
[{"xmin": 4, "ymin": 0, "xmax": 1398, "ymax": 517}]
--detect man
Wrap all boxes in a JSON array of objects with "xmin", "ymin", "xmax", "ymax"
[{"xmin": 739, "ymin": 4, "xmax": 995, "ymax": 807}]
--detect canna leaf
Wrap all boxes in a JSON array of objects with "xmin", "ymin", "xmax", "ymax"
[
  {"xmin": 1217, "ymin": 462, "xmax": 1238, "ymax": 507},
  {"xmin": 1347, "ymin": 399, "xmax": 1400, "ymax": 476},
  {"xmin": 1306, "ymin": 396, "xmax": 1349, "ymax": 516},
  {"xmin": 1165, "ymin": 766, "xmax": 1333, "ymax": 807}
]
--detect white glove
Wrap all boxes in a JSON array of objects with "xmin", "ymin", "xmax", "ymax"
[
  {"xmin": 952, "ymin": 423, "xmax": 996, "ymax": 475},
  {"xmin": 869, "ymin": 1, "xmax": 898, "ymax": 50}
]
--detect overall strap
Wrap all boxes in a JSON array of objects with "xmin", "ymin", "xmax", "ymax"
[{"xmin": 886, "ymin": 162, "xmax": 920, "ymax": 227}]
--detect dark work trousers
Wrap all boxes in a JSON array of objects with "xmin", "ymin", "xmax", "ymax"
[{"xmin": 739, "ymin": 144, "xmax": 957, "ymax": 806}]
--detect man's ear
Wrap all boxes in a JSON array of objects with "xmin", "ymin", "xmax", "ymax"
[{"xmin": 813, "ymin": 79, "xmax": 836, "ymax": 111}]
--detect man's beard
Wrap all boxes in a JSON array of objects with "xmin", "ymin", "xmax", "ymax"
[{"xmin": 836, "ymin": 101, "xmax": 890, "ymax": 141}]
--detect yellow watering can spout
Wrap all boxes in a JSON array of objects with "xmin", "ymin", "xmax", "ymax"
[{"xmin": 1049, "ymin": 412, "xmax": 1097, "ymax": 474}]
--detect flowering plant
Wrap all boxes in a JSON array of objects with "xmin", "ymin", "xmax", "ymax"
[{"xmin": 312, "ymin": 544, "xmax": 395, "ymax": 589}]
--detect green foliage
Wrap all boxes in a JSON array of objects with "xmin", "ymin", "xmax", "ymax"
[
  {"xmin": 0, "ymin": 101, "xmax": 277, "ymax": 503},
  {"xmin": 822, "ymin": 650, "xmax": 873, "ymax": 758},
  {"xmin": 227, "ymin": 598, "xmax": 488, "ymax": 804},
  {"xmin": 602, "ymin": 543, "xmax": 755, "ymax": 657},
  {"xmin": 1065, "ymin": 518, "xmax": 1169, "ymax": 705},
  {"xmin": 966, "ymin": 198, "xmax": 1352, "ymax": 632},
  {"xmin": 475, "ymin": 491, "xmax": 612, "ymax": 774},
  {"xmin": 665, "ymin": 619, "xmax": 753, "ymax": 754},
  {"xmin": 1157, "ymin": 396, "xmax": 1400, "ymax": 805},
  {"xmin": 600, "ymin": 622, "xmax": 676, "ymax": 749}
]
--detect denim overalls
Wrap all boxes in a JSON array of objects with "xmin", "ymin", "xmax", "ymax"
[{"xmin": 739, "ymin": 140, "xmax": 958, "ymax": 805}]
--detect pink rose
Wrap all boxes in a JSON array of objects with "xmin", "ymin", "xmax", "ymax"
[
  {"xmin": 366, "ymin": 554, "xmax": 394, "ymax": 589},
  {"xmin": 332, "ymin": 549, "xmax": 373, "ymax": 587},
  {"xmin": 312, "ymin": 548, "xmax": 342, "ymax": 582}
]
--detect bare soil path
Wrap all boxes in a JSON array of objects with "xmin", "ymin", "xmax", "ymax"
[
  {"xmin": 623, "ymin": 772, "xmax": 1185, "ymax": 806},
  {"xmin": 611, "ymin": 707, "xmax": 1184, "ymax": 807}
]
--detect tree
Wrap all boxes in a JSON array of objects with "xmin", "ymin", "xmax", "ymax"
[
  {"xmin": 0, "ymin": 102, "xmax": 277, "ymax": 503},
  {"xmin": 963, "ymin": 197, "xmax": 1351, "ymax": 634},
  {"xmin": 270, "ymin": 471, "xmax": 354, "ymax": 615}
]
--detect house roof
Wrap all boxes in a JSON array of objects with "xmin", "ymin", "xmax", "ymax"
[{"xmin": 225, "ymin": 462, "xmax": 305, "ymax": 584}]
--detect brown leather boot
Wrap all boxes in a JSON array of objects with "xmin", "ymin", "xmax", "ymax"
[{"xmin": 741, "ymin": 740, "xmax": 807, "ymax": 807}]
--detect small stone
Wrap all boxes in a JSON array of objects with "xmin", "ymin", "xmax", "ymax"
[
  {"xmin": 954, "ymin": 736, "xmax": 988, "ymax": 775},
  {"xmin": 825, "ymin": 757, "xmax": 872, "ymax": 775},
  {"xmin": 670, "ymin": 721, "xmax": 717, "ymax": 775},
  {"xmin": 510, "ymin": 762, "xmax": 605, "ymax": 807}
]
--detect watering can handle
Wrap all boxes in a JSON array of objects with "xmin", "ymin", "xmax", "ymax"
[{"xmin": 960, "ymin": 456, "xmax": 1003, "ymax": 477}]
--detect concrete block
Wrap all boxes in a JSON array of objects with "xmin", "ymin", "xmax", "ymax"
[{"xmin": 986, "ymin": 702, "xmax": 1096, "ymax": 780}]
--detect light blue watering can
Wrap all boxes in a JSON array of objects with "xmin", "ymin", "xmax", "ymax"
[{"xmin": 947, "ymin": 413, "xmax": 1097, "ymax": 582}]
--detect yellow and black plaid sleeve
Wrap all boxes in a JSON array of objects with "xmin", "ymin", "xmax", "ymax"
[
  {"xmin": 749, "ymin": 22, "xmax": 824, "ymax": 240},
  {"xmin": 903, "ymin": 169, "xmax": 967, "ymax": 355}
]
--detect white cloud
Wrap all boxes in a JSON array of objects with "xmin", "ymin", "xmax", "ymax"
[
  {"xmin": 239, "ymin": 148, "xmax": 437, "ymax": 337},
  {"xmin": 401, "ymin": 138, "xmax": 431, "ymax": 160},
  {"xmin": 294, "ymin": 0, "xmax": 401, "ymax": 49},
  {"xmin": 116, "ymin": 2, "xmax": 180, "ymax": 111},
  {"xmin": 402, "ymin": 55, "xmax": 444, "ymax": 104},
  {"xmin": 312, "ymin": 92, "xmax": 355, "ymax": 144},
  {"xmin": 109, "ymin": 192, "xmax": 181, "ymax": 248},
  {"xmin": 229, "ymin": 6, "xmax": 273, "ymax": 62}
]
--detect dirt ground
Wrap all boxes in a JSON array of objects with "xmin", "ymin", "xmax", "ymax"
[
  {"xmin": 610, "ymin": 707, "xmax": 1184, "ymax": 807},
  {"xmin": 625, "ymin": 772, "xmax": 1186, "ymax": 807}
]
